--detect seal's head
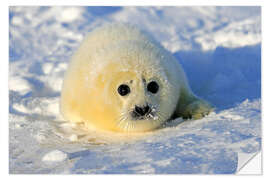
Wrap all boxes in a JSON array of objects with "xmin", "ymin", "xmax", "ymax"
[{"xmin": 82, "ymin": 42, "xmax": 179, "ymax": 132}]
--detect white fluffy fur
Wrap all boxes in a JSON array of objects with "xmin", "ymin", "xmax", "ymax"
[{"xmin": 60, "ymin": 23, "xmax": 212, "ymax": 133}]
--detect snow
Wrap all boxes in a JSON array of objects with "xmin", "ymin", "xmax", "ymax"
[
  {"xmin": 42, "ymin": 150, "xmax": 68, "ymax": 162},
  {"xmin": 9, "ymin": 6, "xmax": 261, "ymax": 174},
  {"xmin": 56, "ymin": 7, "xmax": 83, "ymax": 23},
  {"xmin": 9, "ymin": 76, "xmax": 31, "ymax": 95}
]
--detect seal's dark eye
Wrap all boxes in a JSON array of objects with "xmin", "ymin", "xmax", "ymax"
[
  {"xmin": 118, "ymin": 84, "xmax": 130, "ymax": 96},
  {"xmin": 147, "ymin": 81, "xmax": 159, "ymax": 94}
]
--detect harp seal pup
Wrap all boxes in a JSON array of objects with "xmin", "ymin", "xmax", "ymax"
[{"xmin": 60, "ymin": 23, "xmax": 213, "ymax": 133}]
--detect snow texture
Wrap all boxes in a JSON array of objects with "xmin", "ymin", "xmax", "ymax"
[{"xmin": 9, "ymin": 7, "xmax": 261, "ymax": 174}]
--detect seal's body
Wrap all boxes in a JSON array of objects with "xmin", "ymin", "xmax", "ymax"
[{"xmin": 60, "ymin": 23, "xmax": 212, "ymax": 133}]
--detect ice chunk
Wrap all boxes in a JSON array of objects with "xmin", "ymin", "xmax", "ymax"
[
  {"xmin": 56, "ymin": 7, "xmax": 82, "ymax": 23},
  {"xmin": 9, "ymin": 76, "xmax": 31, "ymax": 95},
  {"xmin": 42, "ymin": 63, "xmax": 53, "ymax": 74},
  {"xmin": 42, "ymin": 150, "xmax": 67, "ymax": 162}
]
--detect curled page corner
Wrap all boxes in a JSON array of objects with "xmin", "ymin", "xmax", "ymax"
[{"xmin": 237, "ymin": 151, "xmax": 261, "ymax": 174}]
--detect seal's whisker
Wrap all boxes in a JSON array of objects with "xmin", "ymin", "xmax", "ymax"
[
  {"xmin": 131, "ymin": 121, "xmax": 135, "ymax": 130},
  {"xmin": 124, "ymin": 118, "xmax": 130, "ymax": 131},
  {"xmin": 156, "ymin": 111, "xmax": 166, "ymax": 124},
  {"xmin": 115, "ymin": 113, "xmax": 128, "ymax": 128},
  {"xmin": 119, "ymin": 115, "xmax": 128, "ymax": 125}
]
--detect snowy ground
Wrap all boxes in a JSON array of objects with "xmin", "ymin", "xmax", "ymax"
[{"xmin": 9, "ymin": 6, "xmax": 261, "ymax": 174}]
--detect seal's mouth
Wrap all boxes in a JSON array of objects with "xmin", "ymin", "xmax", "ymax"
[{"xmin": 130, "ymin": 104, "xmax": 158, "ymax": 120}]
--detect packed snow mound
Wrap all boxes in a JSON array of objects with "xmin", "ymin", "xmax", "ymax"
[
  {"xmin": 9, "ymin": 7, "xmax": 261, "ymax": 174},
  {"xmin": 42, "ymin": 150, "xmax": 68, "ymax": 162}
]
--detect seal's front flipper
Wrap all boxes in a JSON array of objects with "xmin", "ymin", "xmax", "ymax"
[
  {"xmin": 175, "ymin": 90, "xmax": 214, "ymax": 120},
  {"xmin": 181, "ymin": 99, "xmax": 213, "ymax": 119}
]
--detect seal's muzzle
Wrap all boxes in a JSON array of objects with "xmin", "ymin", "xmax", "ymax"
[{"xmin": 132, "ymin": 104, "xmax": 151, "ymax": 118}]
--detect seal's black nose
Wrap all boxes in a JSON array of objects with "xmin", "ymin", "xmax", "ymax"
[{"xmin": 134, "ymin": 105, "xmax": 150, "ymax": 116}]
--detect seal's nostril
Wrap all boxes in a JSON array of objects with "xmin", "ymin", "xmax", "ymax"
[
  {"xmin": 135, "ymin": 106, "xmax": 144, "ymax": 116},
  {"xmin": 144, "ymin": 105, "xmax": 150, "ymax": 114}
]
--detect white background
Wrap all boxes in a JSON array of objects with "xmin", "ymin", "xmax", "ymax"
[{"xmin": 1, "ymin": 0, "xmax": 269, "ymax": 179}]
